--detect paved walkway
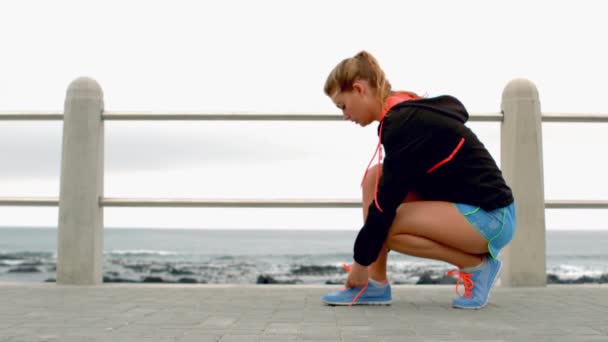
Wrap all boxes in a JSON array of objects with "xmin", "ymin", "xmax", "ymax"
[{"xmin": 0, "ymin": 283, "xmax": 607, "ymax": 341}]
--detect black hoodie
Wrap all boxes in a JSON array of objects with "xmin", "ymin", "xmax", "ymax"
[{"xmin": 353, "ymin": 95, "xmax": 514, "ymax": 266}]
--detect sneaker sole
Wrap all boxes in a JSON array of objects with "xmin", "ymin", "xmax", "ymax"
[
  {"xmin": 452, "ymin": 261, "xmax": 503, "ymax": 310},
  {"xmin": 323, "ymin": 300, "xmax": 392, "ymax": 306}
]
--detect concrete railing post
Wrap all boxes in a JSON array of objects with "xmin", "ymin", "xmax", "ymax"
[
  {"xmin": 57, "ymin": 77, "xmax": 104, "ymax": 285},
  {"xmin": 500, "ymin": 79, "xmax": 546, "ymax": 287}
]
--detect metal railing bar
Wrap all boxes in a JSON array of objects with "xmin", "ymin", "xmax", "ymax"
[
  {"xmin": 542, "ymin": 113, "xmax": 608, "ymax": 123},
  {"xmin": 100, "ymin": 198, "xmax": 362, "ymax": 208},
  {"xmin": 101, "ymin": 112, "xmax": 503, "ymax": 122},
  {"xmin": 0, "ymin": 113, "xmax": 63, "ymax": 121},
  {"xmin": 4, "ymin": 197, "xmax": 608, "ymax": 209},
  {"xmin": 0, "ymin": 112, "xmax": 503, "ymax": 122},
  {"xmin": 0, "ymin": 197, "xmax": 59, "ymax": 206},
  {"xmin": 544, "ymin": 200, "xmax": 608, "ymax": 209},
  {"xmin": 4, "ymin": 112, "xmax": 608, "ymax": 122}
]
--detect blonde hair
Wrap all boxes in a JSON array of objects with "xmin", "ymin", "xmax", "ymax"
[{"xmin": 324, "ymin": 51, "xmax": 420, "ymax": 106}]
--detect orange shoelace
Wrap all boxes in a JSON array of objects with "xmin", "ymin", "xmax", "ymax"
[
  {"xmin": 341, "ymin": 263, "xmax": 377, "ymax": 306},
  {"xmin": 348, "ymin": 282, "xmax": 369, "ymax": 307},
  {"xmin": 447, "ymin": 270, "xmax": 474, "ymax": 298}
]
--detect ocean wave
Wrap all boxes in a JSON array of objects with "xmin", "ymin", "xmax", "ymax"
[
  {"xmin": 548, "ymin": 273, "xmax": 608, "ymax": 284},
  {"xmin": 547, "ymin": 264, "xmax": 607, "ymax": 280},
  {"xmin": 550, "ymin": 254, "xmax": 608, "ymax": 258},
  {"xmin": 0, "ymin": 251, "xmax": 54, "ymax": 260},
  {"xmin": 0, "ymin": 260, "xmax": 25, "ymax": 266},
  {"xmin": 106, "ymin": 250, "xmax": 180, "ymax": 256}
]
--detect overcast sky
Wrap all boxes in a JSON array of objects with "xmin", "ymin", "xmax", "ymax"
[{"xmin": 1, "ymin": 0, "xmax": 608, "ymax": 230}]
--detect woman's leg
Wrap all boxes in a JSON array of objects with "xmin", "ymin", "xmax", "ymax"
[
  {"xmin": 386, "ymin": 203, "xmax": 487, "ymax": 268},
  {"xmin": 362, "ymin": 164, "xmax": 487, "ymax": 282},
  {"xmin": 361, "ymin": 164, "xmax": 389, "ymax": 282}
]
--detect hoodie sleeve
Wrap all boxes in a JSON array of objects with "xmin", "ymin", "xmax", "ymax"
[{"xmin": 352, "ymin": 116, "xmax": 433, "ymax": 266}]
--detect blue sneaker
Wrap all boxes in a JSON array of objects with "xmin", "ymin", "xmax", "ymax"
[
  {"xmin": 450, "ymin": 257, "xmax": 502, "ymax": 309},
  {"xmin": 321, "ymin": 281, "xmax": 392, "ymax": 306}
]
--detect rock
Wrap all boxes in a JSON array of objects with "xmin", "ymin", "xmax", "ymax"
[
  {"xmin": 436, "ymin": 275, "xmax": 458, "ymax": 285},
  {"xmin": 416, "ymin": 271, "xmax": 456, "ymax": 285},
  {"xmin": 547, "ymin": 274, "xmax": 563, "ymax": 284},
  {"xmin": 256, "ymin": 275, "xmax": 299, "ymax": 284},
  {"xmin": 8, "ymin": 266, "xmax": 41, "ymax": 273},
  {"xmin": 170, "ymin": 267, "xmax": 195, "ymax": 276},
  {"xmin": 573, "ymin": 275, "xmax": 598, "ymax": 284},
  {"xmin": 123, "ymin": 264, "xmax": 149, "ymax": 272},
  {"xmin": 103, "ymin": 276, "xmax": 137, "ymax": 283},
  {"xmin": 177, "ymin": 278, "xmax": 198, "ymax": 284},
  {"xmin": 141, "ymin": 276, "xmax": 166, "ymax": 283},
  {"xmin": 416, "ymin": 272, "xmax": 435, "ymax": 284},
  {"xmin": 547, "ymin": 273, "xmax": 607, "ymax": 284},
  {"xmin": 257, "ymin": 275, "xmax": 279, "ymax": 284},
  {"xmin": 291, "ymin": 265, "xmax": 340, "ymax": 276}
]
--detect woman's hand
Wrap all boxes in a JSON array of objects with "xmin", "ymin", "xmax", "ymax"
[{"xmin": 345, "ymin": 262, "xmax": 368, "ymax": 288}]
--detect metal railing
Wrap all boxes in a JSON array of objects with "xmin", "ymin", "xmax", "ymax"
[
  {"xmin": 4, "ymin": 111, "xmax": 608, "ymax": 122},
  {"xmin": 3, "ymin": 197, "xmax": 608, "ymax": 209},
  {"xmin": 2, "ymin": 111, "xmax": 606, "ymax": 209}
]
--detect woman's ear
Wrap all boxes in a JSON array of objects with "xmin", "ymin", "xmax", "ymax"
[{"xmin": 352, "ymin": 80, "xmax": 366, "ymax": 95}]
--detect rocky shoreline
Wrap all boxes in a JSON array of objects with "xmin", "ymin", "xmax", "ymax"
[
  {"xmin": 35, "ymin": 272, "xmax": 608, "ymax": 285},
  {"xmin": 3, "ymin": 252, "xmax": 607, "ymax": 285}
]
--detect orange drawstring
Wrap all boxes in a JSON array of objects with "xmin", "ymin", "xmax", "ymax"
[
  {"xmin": 360, "ymin": 92, "xmax": 420, "ymax": 213},
  {"xmin": 447, "ymin": 270, "xmax": 474, "ymax": 298},
  {"xmin": 360, "ymin": 120, "xmax": 385, "ymax": 212}
]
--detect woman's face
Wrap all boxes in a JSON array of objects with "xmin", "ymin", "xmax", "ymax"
[{"xmin": 330, "ymin": 81, "xmax": 381, "ymax": 127}]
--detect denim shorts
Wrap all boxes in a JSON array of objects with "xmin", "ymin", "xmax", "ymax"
[{"xmin": 453, "ymin": 202, "xmax": 516, "ymax": 259}]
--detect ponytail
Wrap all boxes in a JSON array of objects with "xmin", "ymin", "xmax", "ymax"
[{"xmin": 324, "ymin": 51, "xmax": 393, "ymax": 106}]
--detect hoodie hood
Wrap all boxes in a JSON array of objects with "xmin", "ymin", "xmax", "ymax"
[
  {"xmin": 362, "ymin": 94, "xmax": 470, "ymax": 213},
  {"xmin": 392, "ymin": 95, "xmax": 469, "ymax": 124}
]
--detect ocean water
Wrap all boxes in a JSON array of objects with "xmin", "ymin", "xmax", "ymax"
[{"xmin": 0, "ymin": 228, "xmax": 607, "ymax": 285}]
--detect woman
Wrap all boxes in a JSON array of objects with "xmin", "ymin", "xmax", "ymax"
[{"xmin": 321, "ymin": 51, "xmax": 516, "ymax": 309}]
